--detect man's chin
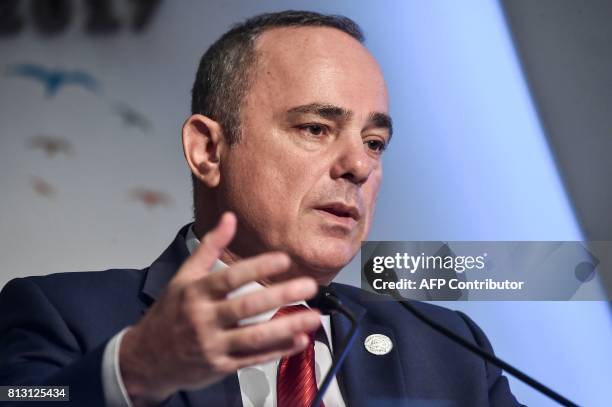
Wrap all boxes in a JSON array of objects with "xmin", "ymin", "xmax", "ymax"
[{"xmin": 292, "ymin": 243, "xmax": 358, "ymax": 280}]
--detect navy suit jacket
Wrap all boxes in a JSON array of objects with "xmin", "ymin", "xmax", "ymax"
[{"xmin": 0, "ymin": 225, "xmax": 521, "ymax": 406}]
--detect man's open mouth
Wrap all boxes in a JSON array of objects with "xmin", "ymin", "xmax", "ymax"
[{"xmin": 315, "ymin": 203, "xmax": 360, "ymax": 221}]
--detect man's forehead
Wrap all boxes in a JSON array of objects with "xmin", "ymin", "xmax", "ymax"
[
  {"xmin": 254, "ymin": 26, "xmax": 378, "ymax": 74},
  {"xmin": 251, "ymin": 26, "xmax": 389, "ymax": 114}
]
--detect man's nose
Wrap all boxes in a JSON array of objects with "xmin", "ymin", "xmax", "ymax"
[{"xmin": 330, "ymin": 135, "xmax": 375, "ymax": 185}]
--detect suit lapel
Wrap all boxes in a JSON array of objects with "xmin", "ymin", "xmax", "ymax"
[
  {"xmin": 139, "ymin": 224, "xmax": 242, "ymax": 407},
  {"xmin": 181, "ymin": 377, "xmax": 243, "ymax": 407},
  {"xmin": 140, "ymin": 224, "xmax": 192, "ymax": 304},
  {"xmin": 331, "ymin": 285, "xmax": 407, "ymax": 407}
]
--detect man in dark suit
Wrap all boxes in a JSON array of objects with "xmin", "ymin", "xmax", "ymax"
[{"xmin": 0, "ymin": 11, "xmax": 520, "ymax": 407}]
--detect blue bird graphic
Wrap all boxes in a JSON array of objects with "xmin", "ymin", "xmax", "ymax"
[{"xmin": 5, "ymin": 64, "xmax": 99, "ymax": 97}]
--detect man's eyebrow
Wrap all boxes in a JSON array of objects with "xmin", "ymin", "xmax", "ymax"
[
  {"xmin": 368, "ymin": 112, "xmax": 393, "ymax": 139},
  {"xmin": 286, "ymin": 103, "xmax": 352, "ymax": 121},
  {"xmin": 286, "ymin": 103, "xmax": 393, "ymax": 139}
]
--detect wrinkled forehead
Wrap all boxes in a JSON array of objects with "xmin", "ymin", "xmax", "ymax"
[{"xmin": 249, "ymin": 26, "xmax": 389, "ymax": 115}]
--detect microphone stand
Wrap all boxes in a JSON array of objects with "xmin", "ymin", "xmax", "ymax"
[
  {"xmin": 309, "ymin": 288, "xmax": 359, "ymax": 407},
  {"xmin": 388, "ymin": 289, "xmax": 578, "ymax": 407},
  {"xmin": 308, "ymin": 284, "xmax": 578, "ymax": 406}
]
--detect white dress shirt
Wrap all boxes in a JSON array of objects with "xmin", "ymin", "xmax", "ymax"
[{"xmin": 102, "ymin": 226, "xmax": 347, "ymax": 407}]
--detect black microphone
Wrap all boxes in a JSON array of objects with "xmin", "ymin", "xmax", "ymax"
[
  {"xmin": 307, "ymin": 286, "xmax": 360, "ymax": 407},
  {"xmin": 365, "ymin": 265, "xmax": 578, "ymax": 407}
]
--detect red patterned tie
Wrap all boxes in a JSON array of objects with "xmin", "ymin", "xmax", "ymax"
[{"xmin": 274, "ymin": 305, "xmax": 325, "ymax": 407}]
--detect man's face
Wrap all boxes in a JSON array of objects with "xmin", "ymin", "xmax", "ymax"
[{"xmin": 219, "ymin": 27, "xmax": 391, "ymax": 283}]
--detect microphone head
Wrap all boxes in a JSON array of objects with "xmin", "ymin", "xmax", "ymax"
[
  {"xmin": 307, "ymin": 286, "xmax": 340, "ymax": 314},
  {"xmin": 363, "ymin": 255, "xmax": 401, "ymax": 297}
]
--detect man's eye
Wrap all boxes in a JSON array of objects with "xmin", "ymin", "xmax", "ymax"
[
  {"xmin": 365, "ymin": 139, "xmax": 387, "ymax": 153},
  {"xmin": 299, "ymin": 124, "xmax": 326, "ymax": 136}
]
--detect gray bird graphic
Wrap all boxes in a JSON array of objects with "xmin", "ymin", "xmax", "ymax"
[
  {"xmin": 31, "ymin": 177, "xmax": 55, "ymax": 198},
  {"xmin": 6, "ymin": 63, "xmax": 99, "ymax": 97},
  {"xmin": 27, "ymin": 135, "xmax": 72, "ymax": 158},
  {"xmin": 114, "ymin": 102, "xmax": 152, "ymax": 132},
  {"xmin": 129, "ymin": 188, "xmax": 172, "ymax": 209}
]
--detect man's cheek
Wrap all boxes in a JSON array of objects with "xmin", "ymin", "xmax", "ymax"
[{"xmin": 369, "ymin": 168, "xmax": 383, "ymax": 195}]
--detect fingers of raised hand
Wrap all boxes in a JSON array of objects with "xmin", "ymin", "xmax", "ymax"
[
  {"xmin": 196, "ymin": 212, "xmax": 236, "ymax": 265},
  {"xmin": 200, "ymin": 252, "xmax": 291, "ymax": 298},
  {"xmin": 173, "ymin": 212, "xmax": 236, "ymax": 285},
  {"xmin": 215, "ymin": 277, "xmax": 318, "ymax": 325},
  {"xmin": 181, "ymin": 304, "xmax": 319, "ymax": 376},
  {"xmin": 225, "ymin": 309, "xmax": 320, "ymax": 358}
]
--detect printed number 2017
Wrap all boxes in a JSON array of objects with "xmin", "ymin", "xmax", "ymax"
[{"xmin": 0, "ymin": 0, "xmax": 160, "ymax": 36}]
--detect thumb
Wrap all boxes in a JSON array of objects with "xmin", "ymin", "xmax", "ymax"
[{"xmin": 172, "ymin": 212, "xmax": 237, "ymax": 285}]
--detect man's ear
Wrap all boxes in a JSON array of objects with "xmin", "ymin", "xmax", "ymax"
[{"xmin": 182, "ymin": 114, "xmax": 225, "ymax": 188}]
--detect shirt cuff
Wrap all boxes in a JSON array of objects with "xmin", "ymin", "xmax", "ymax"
[{"xmin": 102, "ymin": 327, "xmax": 134, "ymax": 407}]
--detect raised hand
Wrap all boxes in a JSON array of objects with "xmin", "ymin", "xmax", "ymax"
[{"xmin": 119, "ymin": 213, "xmax": 320, "ymax": 406}]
